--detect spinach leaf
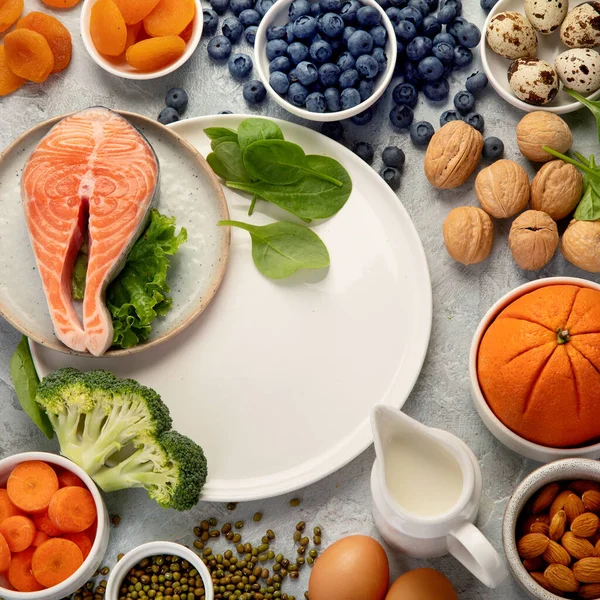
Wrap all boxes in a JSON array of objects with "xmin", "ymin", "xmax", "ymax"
[
  {"xmin": 243, "ymin": 140, "xmax": 343, "ymax": 186},
  {"xmin": 228, "ymin": 155, "xmax": 352, "ymax": 219},
  {"xmin": 218, "ymin": 220, "xmax": 330, "ymax": 279},
  {"xmin": 10, "ymin": 336, "xmax": 53, "ymax": 439},
  {"xmin": 565, "ymin": 89, "xmax": 600, "ymax": 143},
  {"xmin": 207, "ymin": 141, "xmax": 252, "ymax": 183},
  {"xmin": 238, "ymin": 118, "xmax": 284, "ymax": 151}
]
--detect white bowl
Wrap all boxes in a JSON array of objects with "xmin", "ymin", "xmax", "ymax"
[
  {"xmin": 469, "ymin": 276, "xmax": 600, "ymax": 463},
  {"xmin": 255, "ymin": 0, "xmax": 397, "ymax": 122},
  {"xmin": 481, "ymin": 0, "xmax": 600, "ymax": 114},
  {"xmin": 80, "ymin": 0, "xmax": 203, "ymax": 80},
  {"xmin": 105, "ymin": 541, "xmax": 214, "ymax": 600},
  {"xmin": 0, "ymin": 452, "xmax": 109, "ymax": 600}
]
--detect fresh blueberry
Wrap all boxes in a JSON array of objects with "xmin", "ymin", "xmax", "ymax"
[
  {"xmin": 254, "ymin": 0, "xmax": 274, "ymax": 16},
  {"xmin": 239, "ymin": 8, "xmax": 260, "ymax": 25},
  {"xmin": 320, "ymin": 0, "xmax": 342, "ymax": 11},
  {"xmin": 355, "ymin": 54, "xmax": 379, "ymax": 78},
  {"xmin": 406, "ymin": 36, "xmax": 432, "ymax": 61},
  {"xmin": 402, "ymin": 60, "xmax": 421, "ymax": 86},
  {"xmin": 389, "ymin": 0, "xmax": 409, "ymax": 6},
  {"xmin": 288, "ymin": 41, "xmax": 309, "ymax": 64},
  {"xmin": 242, "ymin": 80, "xmax": 266, "ymax": 103},
  {"xmin": 482, "ymin": 136, "xmax": 504, "ymax": 160},
  {"xmin": 396, "ymin": 39, "xmax": 405, "ymax": 56},
  {"xmin": 266, "ymin": 39, "xmax": 288, "ymax": 60},
  {"xmin": 203, "ymin": 9, "xmax": 219, "ymax": 34},
  {"xmin": 452, "ymin": 21, "xmax": 480, "ymax": 48},
  {"xmin": 433, "ymin": 32, "xmax": 455, "ymax": 46},
  {"xmin": 408, "ymin": 0, "xmax": 429, "ymax": 15},
  {"xmin": 440, "ymin": 0, "xmax": 461, "ymax": 14},
  {"xmin": 337, "ymin": 51, "xmax": 356, "ymax": 71},
  {"xmin": 288, "ymin": 67, "xmax": 298, "ymax": 81},
  {"xmin": 352, "ymin": 107, "xmax": 374, "ymax": 125},
  {"xmin": 219, "ymin": 110, "xmax": 233, "ymax": 114},
  {"xmin": 371, "ymin": 47, "xmax": 387, "ymax": 71},
  {"xmin": 422, "ymin": 77, "xmax": 448, "ymax": 101},
  {"xmin": 210, "ymin": 0, "xmax": 230, "ymax": 15},
  {"xmin": 270, "ymin": 71, "xmax": 290, "ymax": 94},
  {"xmin": 288, "ymin": 82, "xmax": 309, "ymax": 105},
  {"xmin": 330, "ymin": 38, "xmax": 343, "ymax": 52},
  {"xmin": 305, "ymin": 92, "xmax": 327, "ymax": 112},
  {"xmin": 340, "ymin": 87, "xmax": 361, "ymax": 109},
  {"xmin": 339, "ymin": 67, "xmax": 359, "ymax": 88},
  {"xmin": 285, "ymin": 22, "xmax": 296, "ymax": 42},
  {"xmin": 357, "ymin": 5, "xmax": 381, "ymax": 26},
  {"xmin": 353, "ymin": 141, "xmax": 374, "ymax": 163},
  {"xmin": 375, "ymin": 0, "xmax": 390, "ymax": 9},
  {"xmin": 436, "ymin": 3, "xmax": 456, "ymax": 23},
  {"xmin": 389, "ymin": 105, "xmax": 414, "ymax": 128},
  {"xmin": 343, "ymin": 25, "xmax": 357, "ymax": 42},
  {"xmin": 464, "ymin": 112, "xmax": 484, "ymax": 132},
  {"xmin": 358, "ymin": 78, "xmax": 375, "ymax": 100},
  {"xmin": 410, "ymin": 120, "xmax": 434, "ymax": 145},
  {"xmin": 380, "ymin": 166, "xmax": 401, "ymax": 189},
  {"xmin": 453, "ymin": 89, "xmax": 474, "ymax": 114},
  {"xmin": 158, "ymin": 107, "xmax": 180, "ymax": 125},
  {"xmin": 318, "ymin": 12, "xmax": 345, "ymax": 38},
  {"xmin": 318, "ymin": 62, "xmax": 341, "ymax": 86},
  {"xmin": 295, "ymin": 60, "xmax": 319, "ymax": 85},
  {"xmin": 425, "ymin": 0, "xmax": 439, "ymax": 10},
  {"xmin": 311, "ymin": 2, "xmax": 322, "ymax": 16},
  {"xmin": 421, "ymin": 14, "xmax": 441, "ymax": 36},
  {"xmin": 432, "ymin": 42, "xmax": 453, "ymax": 64},
  {"xmin": 230, "ymin": 0, "xmax": 253, "ymax": 15},
  {"xmin": 341, "ymin": 0, "xmax": 362, "ymax": 22},
  {"xmin": 310, "ymin": 40, "xmax": 333, "ymax": 63},
  {"xmin": 397, "ymin": 6, "xmax": 423, "ymax": 27},
  {"xmin": 453, "ymin": 46, "xmax": 472, "ymax": 68},
  {"xmin": 382, "ymin": 146, "xmax": 405, "ymax": 168},
  {"xmin": 321, "ymin": 121, "xmax": 344, "ymax": 139},
  {"xmin": 480, "ymin": 0, "xmax": 498, "ymax": 10},
  {"xmin": 370, "ymin": 25, "xmax": 387, "ymax": 46},
  {"xmin": 289, "ymin": 0, "xmax": 312, "ymax": 20},
  {"xmin": 417, "ymin": 56, "xmax": 443, "ymax": 81},
  {"xmin": 465, "ymin": 71, "xmax": 488, "ymax": 94},
  {"xmin": 245, "ymin": 25, "xmax": 258, "ymax": 44},
  {"xmin": 228, "ymin": 53, "xmax": 253, "ymax": 78},
  {"xmin": 324, "ymin": 87, "xmax": 341, "ymax": 110},
  {"xmin": 386, "ymin": 6, "xmax": 402, "ymax": 22},
  {"xmin": 439, "ymin": 109, "xmax": 461, "ymax": 126},
  {"xmin": 222, "ymin": 17, "xmax": 244, "ymax": 42},
  {"xmin": 207, "ymin": 35, "xmax": 232, "ymax": 60},
  {"xmin": 347, "ymin": 30, "xmax": 374, "ymax": 56},
  {"xmin": 394, "ymin": 20, "xmax": 416, "ymax": 42},
  {"xmin": 270, "ymin": 56, "xmax": 292, "ymax": 73},
  {"xmin": 392, "ymin": 82, "xmax": 418, "ymax": 106},
  {"xmin": 293, "ymin": 15, "xmax": 318, "ymax": 38}
]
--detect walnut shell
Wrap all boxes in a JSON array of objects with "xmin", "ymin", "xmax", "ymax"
[
  {"xmin": 516, "ymin": 111, "xmax": 573, "ymax": 162},
  {"xmin": 443, "ymin": 206, "xmax": 494, "ymax": 265},
  {"xmin": 475, "ymin": 159, "xmax": 530, "ymax": 218},
  {"xmin": 562, "ymin": 219, "xmax": 600, "ymax": 272},
  {"xmin": 509, "ymin": 210, "xmax": 559, "ymax": 270},
  {"xmin": 530, "ymin": 160, "xmax": 583, "ymax": 220},
  {"xmin": 424, "ymin": 120, "xmax": 484, "ymax": 189}
]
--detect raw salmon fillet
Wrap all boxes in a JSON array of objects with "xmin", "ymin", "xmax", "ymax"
[{"xmin": 22, "ymin": 107, "xmax": 159, "ymax": 356}]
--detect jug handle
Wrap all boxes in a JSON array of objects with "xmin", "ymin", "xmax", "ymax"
[{"xmin": 447, "ymin": 521, "xmax": 508, "ymax": 588}]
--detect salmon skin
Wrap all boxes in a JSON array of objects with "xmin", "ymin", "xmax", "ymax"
[{"xmin": 22, "ymin": 107, "xmax": 159, "ymax": 356}]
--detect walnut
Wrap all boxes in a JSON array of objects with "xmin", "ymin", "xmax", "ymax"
[
  {"xmin": 509, "ymin": 210, "xmax": 559, "ymax": 270},
  {"xmin": 443, "ymin": 206, "xmax": 494, "ymax": 265},
  {"xmin": 562, "ymin": 219, "xmax": 600, "ymax": 272},
  {"xmin": 475, "ymin": 159, "xmax": 530, "ymax": 218},
  {"xmin": 424, "ymin": 120, "xmax": 483, "ymax": 189},
  {"xmin": 516, "ymin": 112, "xmax": 573, "ymax": 162},
  {"xmin": 530, "ymin": 160, "xmax": 583, "ymax": 220}
]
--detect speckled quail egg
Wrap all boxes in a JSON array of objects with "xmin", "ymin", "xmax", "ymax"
[
  {"xmin": 486, "ymin": 12, "xmax": 538, "ymax": 59},
  {"xmin": 524, "ymin": 0, "xmax": 567, "ymax": 34},
  {"xmin": 555, "ymin": 48, "xmax": 600, "ymax": 93},
  {"xmin": 560, "ymin": 2, "xmax": 600, "ymax": 48},
  {"xmin": 508, "ymin": 57, "xmax": 559, "ymax": 105}
]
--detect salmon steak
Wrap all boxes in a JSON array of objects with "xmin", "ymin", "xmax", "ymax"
[{"xmin": 22, "ymin": 107, "xmax": 159, "ymax": 356}]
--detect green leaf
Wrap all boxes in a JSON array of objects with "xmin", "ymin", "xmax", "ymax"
[
  {"xmin": 237, "ymin": 118, "xmax": 284, "ymax": 151},
  {"xmin": 575, "ymin": 177, "xmax": 600, "ymax": 220},
  {"xmin": 565, "ymin": 89, "xmax": 600, "ymax": 144},
  {"xmin": 205, "ymin": 127, "xmax": 239, "ymax": 145},
  {"xmin": 207, "ymin": 141, "xmax": 252, "ymax": 183},
  {"xmin": 218, "ymin": 220, "xmax": 330, "ymax": 279},
  {"xmin": 228, "ymin": 155, "xmax": 352, "ymax": 219},
  {"xmin": 71, "ymin": 239, "xmax": 88, "ymax": 301},
  {"xmin": 9, "ymin": 336, "xmax": 53, "ymax": 439}
]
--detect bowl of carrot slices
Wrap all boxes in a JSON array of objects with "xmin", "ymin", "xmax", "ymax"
[{"xmin": 0, "ymin": 452, "xmax": 109, "ymax": 600}]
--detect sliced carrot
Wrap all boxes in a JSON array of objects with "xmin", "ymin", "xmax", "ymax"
[
  {"xmin": 7, "ymin": 461, "xmax": 59, "ymax": 513},
  {"xmin": 32, "ymin": 538, "xmax": 83, "ymax": 587},
  {"xmin": 33, "ymin": 511, "xmax": 64, "ymax": 537},
  {"xmin": 32, "ymin": 531, "xmax": 50, "ymax": 548},
  {"xmin": 0, "ymin": 489, "xmax": 23, "ymax": 523},
  {"xmin": 48, "ymin": 487, "xmax": 96, "ymax": 534},
  {"xmin": 83, "ymin": 519, "xmax": 97, "ymax": 542},
  {"xmin": 61, "ymin": 532, "xmax": 92, "ymax": 560},
  {"xmin": 57, "ymin": 470, "xmax": 85, "ymax": 489},
  {"xmin": 0, "ymin": 516, "xmax": 36, "ymax": 552},
  {"xmin": 8, "ymin": 547, "xmax": 43, "ymax": 592},
  {"xmin": 0, "ymin": 532, "xmax": 11, "ymax": 572}
]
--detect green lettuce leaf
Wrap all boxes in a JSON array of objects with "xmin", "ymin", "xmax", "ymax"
[{"xmin": 71, "ymin": 240, "xmax": 88, "ymax": 302}]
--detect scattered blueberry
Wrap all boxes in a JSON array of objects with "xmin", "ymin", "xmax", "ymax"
[
  {"xmin": 254, "ymin": 0, "xmax": 274, "ymax": 16},
  {"xmin": 417, "ymin": 56, "xmax": 443, "ymax": 81},
  {"xmin": 341, "ymin": 0, "xmax": 362, "ymax": 22},
  {"xmin": 324, "ymin": 87, "xmax": 341, "ymax": 110},
  {"xmin": 480, "ymin": 0, "xmax": 498, "ymax": 10},
  {"xmin": 371, "ymin": 47, "xmax": 387, "ymax": 71},
  {"xmin": 433, "ymin": 31, "xmax": 455, "ymax": 46},
  {"xmin": 339, "ymin": 67, "xmax": 359, "ymax": 88},
  {"xmin": 380, "ymin": 166, "xmax": 401, "ymax": 189},
  {"xmin": 440, "ymin": 0, "xmax": 461, "ymax": 14},
  {"xmin": 397, "ymin": 6, "xmax": 423, "ymax": 27},
  {"xmin": 393, "ymin": 82, "xmax": 418, "ymax": 106},
  {"xmin": 421, "ymin": 15, "xmax": 441, "ymax": 37},
  {"xmin": 245, "ymin": 25, "xmax": 258, "ymax": 44},
  {"xmin": 288, "ymin": 82, "xmax": 310, "ymax": 105},
  {"xmin": 218, "ymin": 110, "xmax": 233, "ymax": 114},
  {"xmin": 239, "ymin": 8, "xmax": 260, "ymax": 26},
  {"xmin": 402, "ymin": 61, "xmax": 421, "ymax": 86},
  {"xmin": 222, "ymin": 17, "xmax": 243, "ymax": 42},
  {"xmin": 353, "ymin": 141, "xmax": 375, "ymax": 163},
  {"xmin": 294, "ymin": 15, "xmax": 318, "ymax": 38},
  {"xmin": 370, "ymin": 25, "xmax": 387, "ymax": 47},
  {"xmin": 230, "ymin": 0, "xmax": 253, "ymax": 15},
  {"xmin": 270, "ymin": 71, "xmax": 290, "ymax": 94},
  {"xmin": 436, "ymin": 3, "xmax": 456, "ymax": 23},
  {"xmin": 296, "ymin": 60, "xmax": 319, "ymax": 85},
  {"xmin": 166, "ymin": 88, "xmax": 188, "ymax": 113},
  {"xmin": 207, "ymin": 35, "xmax": 232, "ymax": 60},
  {"xmin": 389, "ymin": 105, "xmax": 414, "ymax": 128},
  {"xmin": 425, "ymin": 0, "xmax": 439, "ymax": 10},
  {"xmin": 266, "ymin": 39, "xmax": 288, "ymax": 60},
  {"xmin": 394, "ymin": 20, "xmax": 417, "ymax": 43},
  {"xmin": 321, "ymin": 0, "xmax": 342, "ymax": 11},
  {"xmin": 410, "ymin": 120, "xmax": 434, "ymax": 145},
  {"xmin": 289, "ymin": 0, "xmax": 311, "ymax": 20},
  {"xmin": 270, "ymin": 56, "xmax": 292, "ymax": 73},
  {"xmin": 483, "ymin": 136, "xmax": 504, "ymax": 160},
  {"xmin": 351, "ymin": 107, "xmax": 374, "ymax": 125},
  {"xmin": 465, "ymin": 71, "xmax": 488, "ymax": 94},
  {"xmin": 210, "ymin": 0, "xmax": 230, "ymax": 15},
  {"xmin": 319, "ymin": 62, "xmax": 341, "ymax": 86},
  {"xmin": 340, "ymin": 87, "xmax": 361, "ymax": 109},
  {"xmin": 242, "ymin": 80, "xmax": 267, "ymax": 103},
  {"xmin": 158, "ymin": 107, "xmax": 180, "ymax": 125},
  {"xmin": 337, "ymin": 51, "xmax": 356, "ymax": 71},
  {"xmin": 439, "ymin": 109, "xmax": 461, "ymax": 126},
  {"xmin": 423, "ymin": 77, "xmax": 449, "ymax": 101},
  {"xmin": 288, "ymin": 41, "xmax": 309, "ymax": 64},
  {"xmin": 464, "ymin": 112, "xmax": 484, "ymax": 132},
  {"xmin": 386, "ymin": 6, "xmax": 402, "ymax": 23},
  {"xmin": 347, "ymin": 29, "xmax": 374, "ymax": 56},
  {"xmin": 453, "ymin": 21, "xmax": 480, "ymax": 48},
  {"xmin": 321, "ymin": 120, "xmax": 344, "ymax": 140},
  {"xmin": 228, "ymin": 53, "xmax": 253, "ymax": 79},
  {"xmin": 406, "ymin": 36, "xmax": 433, "ymax": 61},
  {"xmin": 358, "ymin": 78, "xmax": 375, "ymax": 100},
  {"xmin": 453, "ymin": 90, "xmax": 475, "ymax": 114},
  {"xmin": 382, "ymin": 146, "xmax": 405, "ymax": 168},
  {"xmin": 306, "ymin": 91, "xmax": 327, "ymax": 112},
  {"xmin": 408, "ymin": 0, "xmax": 430, "ymax": 15},
  {"xmin": 203, "ymin": 9, "xmax": 219, "ymax": 34},
  {"xmin": 453, "ymin": 46, "xmax": 472, "ymax": 68},
  {"xmin": 432, "ymin": 42, "xmax": 453, "ymax": 64},
  {"xmin": 343, "ymin": 25, "xmax": 357, "ymax": 42},
  {"xmin": 357, "ymin": 5, "xmax": 381, "ymax": 26}
]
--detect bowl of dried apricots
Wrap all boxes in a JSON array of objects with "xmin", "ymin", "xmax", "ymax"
[{"xmin": 80, "ymin": 0, "xmax": 202, "ymax": 80}]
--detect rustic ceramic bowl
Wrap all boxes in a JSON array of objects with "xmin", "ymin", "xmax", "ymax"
[{"xmin": 503, "ymin": 458, "xmax": 600, "ymax": 600}]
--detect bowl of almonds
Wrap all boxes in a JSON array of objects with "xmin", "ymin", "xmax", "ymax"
[{"xmin": 504, "ymin": 459, "xmax": 600, "ymax": 599}]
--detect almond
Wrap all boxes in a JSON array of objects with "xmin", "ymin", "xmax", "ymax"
[
  {"xmin": 531, "ymin": 522, "xmax": 550, "ymax": 536},
  {"xmin": 563, "ymin": 532, "xmax": 597, "ymax": 560},
  {"xmin": 522, "ymin": 514, "xmax": 551, "ymax": 536},
  {"xmin": 570, "ymin": 481, "xmax": 600, "ymax": 495},
  {"xmin": 572, "ymin": 513, "xmax": 600, "ymax": 539},
  {"xmin": 566, "ymin": 494, "xmax": 587, "ymax": 523},
  {"xmin": 532, "ymin": 482, "xmax": 562, "ymax": 514},
  {"xmin": 524, "ymin": 556, "xmax": 547, "ymax": 571},
  {"xmin": 545, "ymin": 564, "xmax": 580, "ymax": 592},
  {"xmin": 530, "ymin": 571, "xmax": 563, "ymax": 595},
  {"xmin": 551, "ymin": 510, "xmax": 568, "ymax": 542},
  {"xmin": 544, "ymin": 540, "xmax": 572, "ymax": 566},
  {"xmin": 595, "ymin": 539, "xmax": 600, "ymax": 556},
  {"xmin": 583, "ymin": 491, "xmax": 600, "ymax": 514},
  {"xmin": 579, "ymin": 583, "xmax": 600, "ymax": 599},
  {"xmin": 574, "ymin": 558, "xmax": 600, "ymax": 583},
  {"xmin": 552, "ymin": 490, "xmax": 577, "ymax": 519},
  {"xmin": 519, "ymin": 533, "xmax": 551, "ymax": 558}
]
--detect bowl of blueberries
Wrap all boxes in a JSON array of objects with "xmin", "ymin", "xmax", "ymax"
[{"xmin": 255, "ymin": 0, "xmax": 397, "ymax": 120}]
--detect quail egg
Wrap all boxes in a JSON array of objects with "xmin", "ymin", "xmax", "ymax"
[
  {"xmin": 555, "ymin": 48, "xmax": 600, "ymax": 93},
  {"xmin": 524, "ymin": 0, "xmax": 567, "ymax": 34},
  {"xmin": 508, "ymin": 57, "xmax": 559, "ymax": 105},
  {"xmin": 486, "ymin": 12, "xmax": 538, "ymax": 60},
  {"xmin": 560, "ymin": 2, "xmax": 600, "ymax": 48}
]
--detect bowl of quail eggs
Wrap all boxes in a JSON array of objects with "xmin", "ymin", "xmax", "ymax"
[{"xmin": 481, "ymin": 0, "xmax": 600, "ymax": 112}]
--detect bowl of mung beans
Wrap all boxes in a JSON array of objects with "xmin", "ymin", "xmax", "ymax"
[{"xmin": 105, "ymin": 542, "xmax": 214, "ymax": 600}]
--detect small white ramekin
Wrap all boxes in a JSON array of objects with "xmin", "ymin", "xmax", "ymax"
[
  {"xmin": 255, "ymin": 0, "xmax": 397, "ymax": 122},
  {"xmin": 470, "ymin": 276, "xmax": 600, "ymax": 463},
  {"xmin": 105, "ymin": 541, "xmax": 214, "ymax": 600},
  {"xmin": 80, "ymin": 0, "xmax": 203, "ymax": 80},
  {"xmin": 0, "ymin": 451, "xmax": 109, "ymax": 600}
]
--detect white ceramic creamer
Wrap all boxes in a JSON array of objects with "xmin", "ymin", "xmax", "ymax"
[{"xmin": 370, "ymin": 405, "xmax": 508, "ymax": 588}]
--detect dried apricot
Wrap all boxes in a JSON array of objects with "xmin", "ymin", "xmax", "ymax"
[
  {"xmin": 143, "ymin": 0, "xmax": 195, "ymax": 37},
  {"xmin": 179, "ymin": 20, "xmax": 194, "ymax": 43},
  {"xmin": 41, "ymin": 0, "xmax": 80, "ymax": 7},
  {"xmin": 124, "ymin": 22, "xmax": 142, "ymax": 51},
  {"xmin": 0, "ymin": 45, "xmax": 25, "ymax": 96},
  {"xmin": 113, "ymin": 0, "xmax": 159, "ymax": 25},
  {"xmin": 17, "ymin": 12, "xmax": 72, "ymax": 73},
  {"xmin": 90, "ymin": 0, "xmax": 127, "ymax": 56},
  {"xmin": 4, "ymin": 29, "xmax": 54, "ymax": 83},
  {"xmin": 0, "ymin": 0, "xmax": 23, "ymax": 33},
  {"xmin": 126, "ymin": 35, "xmax": 185, "ymax": 71}
]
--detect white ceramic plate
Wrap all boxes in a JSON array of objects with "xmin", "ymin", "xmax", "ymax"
[
  {"xmin": 31, "ymin": 115, "xmax": 432, "ymax": 501},
  {"xmin": 481, "ymin": 0, "xmax": 600, "ymax": 114},
  {"xmin": 0, "ymin": 111, "xmax": 230, "ymax": 357}
]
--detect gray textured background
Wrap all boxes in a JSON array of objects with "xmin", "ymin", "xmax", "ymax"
[{"xmin": 2, "ymin": 0, "xmax": 600, "ymax": 597}]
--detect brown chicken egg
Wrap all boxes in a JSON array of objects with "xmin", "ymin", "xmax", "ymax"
[
  {"xmin": 385, "ymin": 569, "xmax": 458, "ymax": 600},
  {"xmin": 308, "ymin": 535, "xmax": 389, "ymax": 600}
]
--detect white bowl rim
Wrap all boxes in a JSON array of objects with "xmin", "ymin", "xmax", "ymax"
[
  {"xmin": 480, "ymin": 0, "xmax": 600, "ymax": 114},
  {"xmin": 469, "ymin": 276, "xmax": 600, "ymax": 460},
  {"xmin": 0, "ymin": 451, "xmax": 108, "ymax": 599},
  {"xmin": 105, "ymin": 541, "xmax": 214, "ymax": 600},
  {"xmin": 80, "ymin": 0, "xmax": 203, "ymax": 81},
  {"xmin": 254, "ymin": 0, "xmax": 398, "ymax": 122}
]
